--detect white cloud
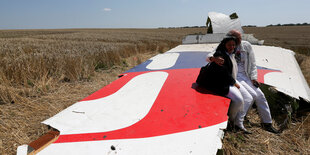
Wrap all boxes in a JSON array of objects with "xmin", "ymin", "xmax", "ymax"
[
  {"xmin": 181, "ymin": 0, "xmax": 190, "ymax": 3},
  {"xmin": 103, "ymin": 8, "xmax": 112, "ymax": 12}
]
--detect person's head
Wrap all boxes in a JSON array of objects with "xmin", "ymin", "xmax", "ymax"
[
  {"xmin": 227, "ymin": 30, "xmax": 242, "ymax": 45},
  {"xmin": 216, "ymin": 36, "xmax": 238, "ymax": 54}
]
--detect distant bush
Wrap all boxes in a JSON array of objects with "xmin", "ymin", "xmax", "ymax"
[
  {"xmin": 243, "ymin": 25, "xmax": 257, "ymax": 27},
  {"xmin": 267, "ymin": 23, "xmax": 310, "ymax": 27},
  {"xmin": 159, "ymin": 26, "xmax": 206, "ymax": 29}
]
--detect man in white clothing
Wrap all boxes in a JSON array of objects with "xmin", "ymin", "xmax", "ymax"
[{"xmin": 207, "ymin": 30, "xmax": 279, "ymax": 134}]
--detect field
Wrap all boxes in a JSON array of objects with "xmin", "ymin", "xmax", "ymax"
[{"xmin": 0, "ymin": 26, "xmax": 310, "ymax": 154}]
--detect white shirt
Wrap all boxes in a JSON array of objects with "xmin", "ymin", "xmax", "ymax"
[
  {"xmin": 236, "ymin": 51, "xmax": 247, "ymax": 80},
  {"xmin": 227, "ymin": 52, "xmax": 238, "ymax": 80},
  {"xmin": 236, "ymin": 41, "xmax": 258, "ymax": 80}
]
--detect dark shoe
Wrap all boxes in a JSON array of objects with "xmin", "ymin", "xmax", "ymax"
[
  {"xmin": 234, "ymin": 125, "xmax": 252, "ymax": 134},
  {"xmin": 226, "ymin": 120, "xmax": 235, "ymax": 131},
  {"xmin": 262, "ymin": 123, "xmax": 280, "ymax": 134}
]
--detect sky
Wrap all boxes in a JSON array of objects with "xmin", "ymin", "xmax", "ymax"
[{"xmin": 0, "ymin": 0, "xmax": 309, "ymax": 29}]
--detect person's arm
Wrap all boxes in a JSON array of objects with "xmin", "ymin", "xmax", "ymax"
[
  {"xmin": 252, "ymin": 80, "xmax": 260, "ymax": 87},
  {"xmin": 221, "ymin": 65, "xmax": 237, "ymax": 88},
  {"xmin": 244, "ymin": 41, "xmax": 258, "ymax": 80},
  {"xmin": 206, "ymin": 51, "xmax": 225, "ymax": 66},
  {"xmin": 206, "ymin": 51, "xmax": 215, "ymax": 63},
  {"xmin": 234, "ymin": 83, "xmax": 240, "ymax": 89},
  {"xmin": 244, "ymin": 41, "xmax": 260, "ymax": 87},
  {"xmin": 210, "ymin": 56, "xmax": 224, "ymax": 66}
]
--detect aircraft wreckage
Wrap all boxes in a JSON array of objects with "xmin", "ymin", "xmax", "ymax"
[{"xmin": 17, "ymin": 12, "xmax": 310, "ymax": 155}]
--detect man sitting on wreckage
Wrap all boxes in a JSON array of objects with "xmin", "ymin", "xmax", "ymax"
[{"xmin": 207, "ymin": 30, "xmax": 279, "ymax": 134}]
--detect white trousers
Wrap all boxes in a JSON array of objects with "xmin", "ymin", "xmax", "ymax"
[
  {"xmin": 226, "ymin": 85, "xmax": 244, "ymax": 125},
  {"xmin": 236, "ymin": 74, "xmax": 272, "ymax": 124}
]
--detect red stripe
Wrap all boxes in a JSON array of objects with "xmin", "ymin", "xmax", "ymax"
[
  {"xmin": 54, "ymin": 69, "xmax": 230, "ymax": 143},
  {"xmin": 257, "ymin": 69, "xmax": 280, "ymax": 83}
]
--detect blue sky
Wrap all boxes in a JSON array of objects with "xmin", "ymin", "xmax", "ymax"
[{"xmin": 0, "ymin": 0, "xmax": 309, "ymax": 29}]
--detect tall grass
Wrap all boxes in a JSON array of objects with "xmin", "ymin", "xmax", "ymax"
[{"xmin": 0, "ymin": 29, "xmax": 203, "ymax": 105}]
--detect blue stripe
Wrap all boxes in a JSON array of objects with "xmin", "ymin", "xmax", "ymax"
[
  {"xmin": 257, "ymin": 66, "xmax": 280, "ymax": 71},
  {"xmin": 124, "ymin": 52, "xmax": 209, "ymax": 73},
  {"xmin": 124, "ymin": 52, "xmax": 281, "ymax": 73}
]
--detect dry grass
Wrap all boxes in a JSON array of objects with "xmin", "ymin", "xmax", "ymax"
[
  {"xmin": 243, "ymin": 26, "xmax": 310, "ymax": 49},
  {"xmin": 223, "ymin": 109, "xmax": 310, "ymax": 155},
  {"xmin": 0, "ymin": 28, "xmax": 204, "ymax": 105}
]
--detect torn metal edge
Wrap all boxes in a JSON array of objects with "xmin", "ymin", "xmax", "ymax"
[{"xmin": 17, "ymin": 129, "xmax": 60, "ymax": 155}]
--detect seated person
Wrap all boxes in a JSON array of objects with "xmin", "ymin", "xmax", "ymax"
[{"xmin": 197, "ymin": 36, "xmax": 246, "ymax": 133}]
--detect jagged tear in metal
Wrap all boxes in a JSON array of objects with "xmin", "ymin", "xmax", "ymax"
[
  {"xmin": 185, "ymin": 12, "xmax": 263, "ymax": 45},
  {"xmin": 206, "ymin": 12, "xmax": 243, "ymax": 34}
]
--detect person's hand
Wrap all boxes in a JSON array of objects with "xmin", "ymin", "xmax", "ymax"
[
  {"xmin": 252, "ymin": 80, "xmax": 260, "ymax": 87},
  {"xmin": 234, "ymin": 83, "xmax": 240, "ymax": 89},
  {"xmin": 210, "ymin": 56, "xmax": 224, "ymax": 66}
]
